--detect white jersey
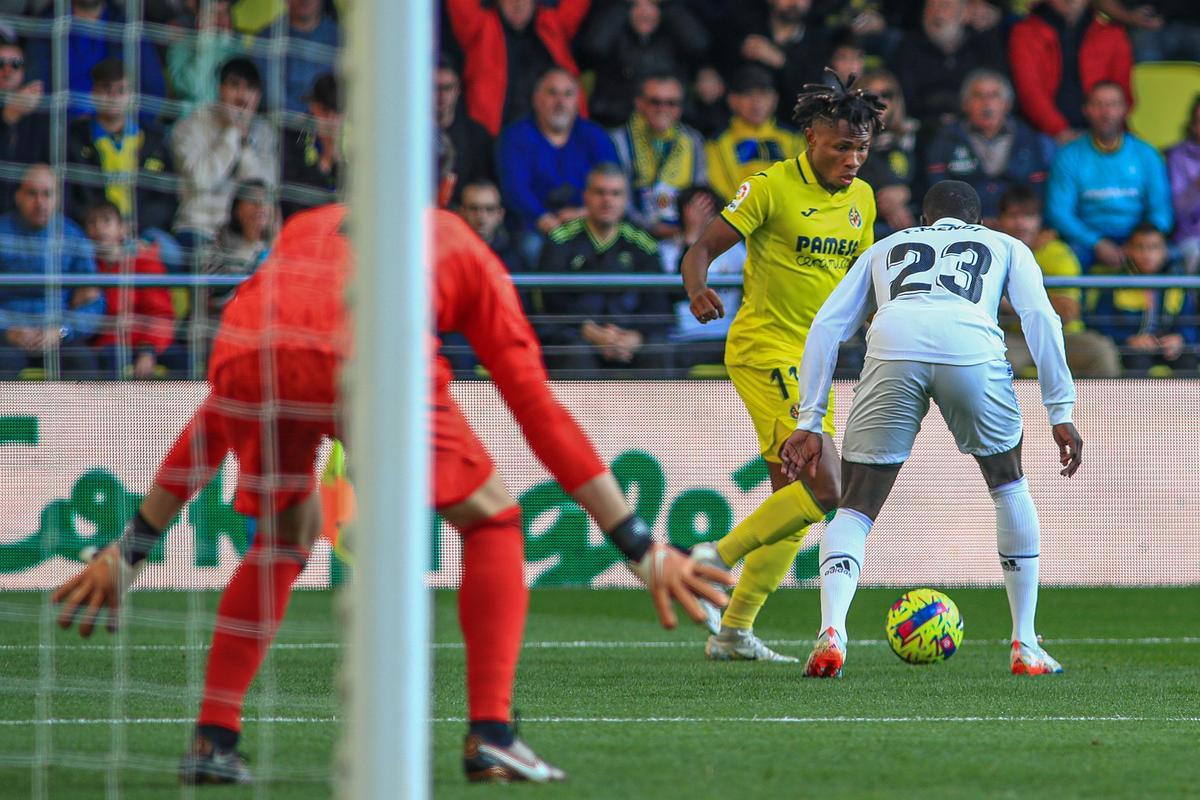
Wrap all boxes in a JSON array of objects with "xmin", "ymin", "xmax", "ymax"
[{"xmin": 796, "ymin": 217, "xmax": 1076, "ymax": 432}]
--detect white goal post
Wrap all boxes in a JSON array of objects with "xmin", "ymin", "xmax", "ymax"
[{"xmin": 344, "ymin": 0, "xmax": 432, "ymax": 798}]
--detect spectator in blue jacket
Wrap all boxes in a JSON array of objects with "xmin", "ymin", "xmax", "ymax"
[
  {"xmin": 257, "ymin": 0, "xmax": 340, "ymax": 117},
  {"xmin": 1091, "ymin": 223, "xmax": 1197, "ymax": 375},
  {"xmin": 497, "ymin": 67, "xmax": 619, "ymax": 266},
  {"xmin": 1045, "ymin": 81, "xmax": 1173, "ymax": 271},
  {"xmin": 24, "ymin": 0, "xmax": 167, "ymax": 122},
  {"xmin": 925, "ymin": 69, "xmax": 1050, "ymax": 225},
  {"xmin": 0, "ymin": 164, "xmax": 104, "ymax": 378}
]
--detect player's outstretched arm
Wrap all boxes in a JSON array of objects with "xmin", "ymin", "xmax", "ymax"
[
  {"xmin": 681, "ymin": 216, "xmax": 740, "ymax": 324},
  {"xmin": 609, "ymin": 517, "xmax": 734, "ymax": 630},
  {"xmin": 573, "ymin": 472, "xmax": 733, "ymax": 629},
  {"xmin": 1052, "ymin": 422, "xmax": 1082, "ymax": 477}
]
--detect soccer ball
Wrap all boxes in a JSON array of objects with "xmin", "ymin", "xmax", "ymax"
[{"xmin": 885, "ymin": 588, "xmax": 964, "ymax": 664}]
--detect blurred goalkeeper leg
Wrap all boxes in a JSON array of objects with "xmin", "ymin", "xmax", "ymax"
[{"xmin": 182, "ymin": 492, "xmax": 320, "ymax": 785}]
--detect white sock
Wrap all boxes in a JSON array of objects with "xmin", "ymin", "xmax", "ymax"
[
  {"xmin": 818, "ymin": 508, "xmax": 871, "ymax": 641},
  {"xmin": 992, "ymin": 477, "xmax": 1040, "ymax": 645}
]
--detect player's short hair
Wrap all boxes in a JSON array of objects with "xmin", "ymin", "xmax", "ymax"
[
  {"xmin": 792, "ymin": 68, "xmax": 886, "ymax": 137},
  {"xmin": 219, "ymin": 56, "xmax": 262, "ymax": 91},
  {"xmin": 586, "ymin": 161, "xmax": 627, "ymax": 189},
  {"xmin": 997, "ymin": 185, "xmax": 1041, "ymax": 216},
  {"xmin": 960, "ymin": 68, "xmax": 1013, "ymax": 108},
  {"xmin": 922, "ymin": 180, "xmax": 981, "ymax": 224}
]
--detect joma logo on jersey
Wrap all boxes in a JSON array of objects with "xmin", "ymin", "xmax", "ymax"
[{"xmin": 796, "ymin": 235, "xmax": 857, "ymax": 256}]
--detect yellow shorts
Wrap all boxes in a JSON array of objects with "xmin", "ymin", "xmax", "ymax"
[{"xmin": 728, "ymin": 363, "xmax": 836, "ymax": 463}]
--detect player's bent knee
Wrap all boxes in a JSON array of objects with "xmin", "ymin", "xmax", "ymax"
[
  {"xmin": 268, "ymin": 491, "xmax": 323, "ymax": 550},
  {"xmin": 976, "ymin": 446, "xmax": 1023, "ymax": 490},
  {"xmin": 441, "ymin": 472, "xmax": 518, "ymax": 531}
]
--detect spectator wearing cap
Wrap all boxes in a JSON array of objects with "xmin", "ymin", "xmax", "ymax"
[
  {"xmin": 258, "ymin": 0, "xmax": 341, "ymax": 116},
  {"xmin": 166, "ymin": 0, "xmax": 247, "ymax": 120},
  {"xmin": 610, "ymin": 73, "xmax": 706, "ymax": 269},
  {"xmin": 0, "ymin": 164, "xmax": 104, "ymax": 378},
  {"xmin": 576, "ymin": 0, "xmax": 709, "ymax": 128},
  {"xmin": 0, "ymin": 34, "xmax": 49, "ymax": 215},
  {"xmin": 1009, "ymin": 0, "xmax": 1132, "ymax": 144},
  {"xmin": 855, "ymin": 69, "xmax": 921, "ymax": 237},
  {"xmin": 925, "ymin": 69, "xmax": 1049, "ymax": 225},
  {"xmin": 705, "ymin": 65, "xmax": 803, "ymax": 202},
  {"xmin": 66, "ymin": 59, "xmax": 177, "ymax": 237},
  {"xmin": 1045, "ymin": 81, "xmax": 1171, "ymax": 271},
  {"xmin": 171, "ymin": 57, "xmax": 277, "ymax": 254},
  {"xmin": 716, "ymin": 0, "xmax": 829, "ymax": 109},
  {"xmin": 894, "ymin": 0, "xmax": 1006, "ymax": 133},
  {"xmin": 496, "ymin": 67, "xmax": 618, "ymax": 266},
  {"xmin": 436, "ymin": 59, "xmax": 495, "ymax": 205},
  {"xmin": 445, "ymin": 0, "xmax": 590, "ymax": 136},
  {"xmin": 281, "ymin": 71, "xmax": 343, "ymax": 218},
  {"xmin": 1167, "ymin": 96, "xmax": 1200, "ymax": 274},
  {"xmin": 24, "ymin": 0, "xmax": 167, "ymax": 121}
]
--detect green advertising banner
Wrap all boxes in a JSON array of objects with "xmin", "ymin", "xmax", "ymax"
[{"xmin": 2, "ymin": 380, "xmax": 1198, "ymax": 589}]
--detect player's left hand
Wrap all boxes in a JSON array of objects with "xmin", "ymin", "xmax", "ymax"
[
  {"xmin": 1052, "ymin": 422, "xmax": 1082, "ymax": 478},
  {"xmin": 632, "ymin": 542, "xmax": 734, "ymax": 630},
  {"xmin": 780, "ymin": 429, "xmax": 823, "ymax": 482},
  {"xmin": 51, "ymin": 543, "xmax": 132, "ymax": 637}
]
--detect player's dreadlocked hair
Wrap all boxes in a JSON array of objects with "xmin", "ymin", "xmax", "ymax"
[{"xmin": 792, "ymin": 68, "xmax": 887, "ymax": 136}]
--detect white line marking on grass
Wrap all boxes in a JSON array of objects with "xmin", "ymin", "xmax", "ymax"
[
  {"xmin": 2, "ymin": 636, "xmax": 1198, "ymax": 654},
  {"xmin": 0, "ymin": 717, "xmax": 339, "ymax": 726},
  {"xmin": 2, "ymin": 715, "xmax": 1197, "ymax": 728}
]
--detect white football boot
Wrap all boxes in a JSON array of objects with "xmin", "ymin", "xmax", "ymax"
[{"xmin": 706, "ymin": 626, "xmax": 799, "ymax": 662}]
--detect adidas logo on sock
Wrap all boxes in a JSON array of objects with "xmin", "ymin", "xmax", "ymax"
[
  {"xmin": 1000, "ymin": 558, "xmax": 1019, "ymax": 572},
  {"xmin": 824, "ymin": 558, "xmax": 853, "ymax": 577}
]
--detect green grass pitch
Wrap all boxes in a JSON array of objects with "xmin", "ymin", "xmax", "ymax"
[{"xmin": 0, "ymin": 586, "xmax": 1197, "ymax": 798}]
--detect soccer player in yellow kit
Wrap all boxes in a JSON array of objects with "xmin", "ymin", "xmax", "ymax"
[{"xmin": 681, "ymin": 74, "xmax": 886, "ymax": 661}]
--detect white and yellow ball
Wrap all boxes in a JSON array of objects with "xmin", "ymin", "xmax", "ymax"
[{"xmin": 885, "ymin": 588, "xmax": 964, "ymax": 664}]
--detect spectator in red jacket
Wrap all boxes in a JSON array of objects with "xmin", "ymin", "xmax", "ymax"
[
  {"xmin": 84, "ymin": 200, "xmax": 176, "ymax": 379},
  {"xmin": 446, "ymin": 0, "xmax": 590, "ymax": 136},
  {"xmin": 1009, "ymin": 0, "xmax": 1132, "ymax": 145}
]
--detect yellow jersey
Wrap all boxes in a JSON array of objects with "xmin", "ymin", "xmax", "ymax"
[{"xmin": 721, "ymin": 153, "xmax": 876, "ymax": 368}]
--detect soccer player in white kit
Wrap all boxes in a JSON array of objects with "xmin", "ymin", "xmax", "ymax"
[{"xmin": 782, "ymin": 181, "xmax": 1083, "ymax": 678}]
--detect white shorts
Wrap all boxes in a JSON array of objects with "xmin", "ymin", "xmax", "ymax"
[{"xmin": 842, "ymin": 358, "xmax": 1023, "ymax": 464}]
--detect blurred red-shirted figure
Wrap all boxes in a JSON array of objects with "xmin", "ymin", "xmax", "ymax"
[{"xmin": 54, "ymin": 158, "xmax": 729, "ymax": 785}]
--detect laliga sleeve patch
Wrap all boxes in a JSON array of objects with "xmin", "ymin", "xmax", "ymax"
[{"xmin": 726, "ymin": 181, "xmax": 752, "ymax": 212}]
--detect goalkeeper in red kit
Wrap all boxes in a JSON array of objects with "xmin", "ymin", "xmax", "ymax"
[{"xmin": 52, "ymin": 152, "xmax": 731, "ymax": 785}]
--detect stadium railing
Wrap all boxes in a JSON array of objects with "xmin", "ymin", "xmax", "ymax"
[{"xmin": 3, "ymin": 272, "xmax": 1200, "ymax": 380}]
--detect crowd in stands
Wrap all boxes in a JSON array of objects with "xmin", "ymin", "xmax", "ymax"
[
  {"xmin": 441, "ymin": 0, "xmax": 1200, "ymax": 379},
  {"xmin": 0, "ymin": 0, "xmax": 1199, "ymax": 379},
  {"xmin": 0, "ymin": 0, "xmax": 341, "ymax": 377}
]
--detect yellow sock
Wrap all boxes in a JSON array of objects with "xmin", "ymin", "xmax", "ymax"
[
  {"xmin": 716, "ymin": 480, "xmax": 825, "ymax": 566},
  {"xmin": 721, "ymin": 531, "xmax": 807, "ymax": 630}
]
